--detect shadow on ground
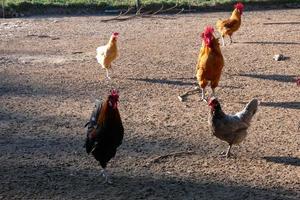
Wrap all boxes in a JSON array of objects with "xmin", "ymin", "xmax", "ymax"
[
  {"xmin": 238, "ymin": 73, "xmax": 296, "ymax": 83},
  {"xmin": 239, "ymin": 41, "xmax": 300, "ymax": 45},
  {"xmin": 260, "ymin": 101, "xmax": 300, "ymax": 109},
  {"xmin": 128, "ymin": 78, "xmax": 195, "ymax": 86},
  {"xmin": 263, "ymin": 156, "xmax": 300, "ymax": 167},
  {"xmin": 0, "ymin": 159, "xmax": 298, "ymax": 199}
]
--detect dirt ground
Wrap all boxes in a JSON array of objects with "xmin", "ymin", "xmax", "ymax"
[{"xmin": 0, "ymin": 8, "xmax": 300, "ymax": 200}]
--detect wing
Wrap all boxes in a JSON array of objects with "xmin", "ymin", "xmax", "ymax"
[
  {"xmin": 84, "ymin": 100, "xmax": 102, "ymax": 154},
  {"xmin": 223, "ymin": 19, "xmax": 239, "ymax": 29},
  {"xmin": 96, "ymin": 45, "xmax": 107, "ymax": 60},
  {"xmin": 212, "ymin": 114, "xmax": 249, "ymax": 144},
  {"xmin": 215, "ymin": 115, "xmax": 249, "ymax": 134}
]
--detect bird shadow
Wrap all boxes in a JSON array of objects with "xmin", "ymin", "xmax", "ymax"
[
  {"xmin": 263, "ymin": 22, "xmax": 300, "ymax": 25},
  {"xmin": 238, "ymin": 41, "xmax": 300, "ymax": 45},
  {"xmin": 263, "ymin": 156, "xmax": 300, "ymax": 167},
  {"xmin": 238, "ymin": 73, "xmax": 296, "ymax": 83},
  {"xmin": 259, "ymin": 101, "xmax": 300, "ymax": 110},
  {"xmin": 237, "ymin": 101, "xmax": 300, "ymax": 110},
  {"xmin": 127, "ymin": 78, "xmax": 195, "ymax": 86}
]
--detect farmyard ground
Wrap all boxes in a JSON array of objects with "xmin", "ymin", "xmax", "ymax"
[{"xmin": 0, "ymin": 8, "xmax": 299, "ymax": 199}]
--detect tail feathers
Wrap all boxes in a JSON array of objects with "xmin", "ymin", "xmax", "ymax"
[
  {"xmin": 237, "ymin": 99, "xmax": 259, "ymax": 124},
  {"xmin": 84, "ymin": 99, "xmax": 102, "ymax": 154}
]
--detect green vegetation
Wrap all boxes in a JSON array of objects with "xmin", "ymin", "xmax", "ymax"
[{"xmin": 2, "ymin": 0, "xmax": 300, "ymax": 16}]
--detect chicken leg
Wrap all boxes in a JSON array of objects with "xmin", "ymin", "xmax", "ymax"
[
  {"xmin": 201, "ymin": 88, "xmax": 208, "ymax": 102},
  {"xmin": 212, "ymin": 88, "xmax": 216, "ymax": 97},
  {"xmin": 225, "ymin": 144, "xmax": 232, "ymax": 158},
  {"xmin": 105, "ymin": 69, "xmax": 111, "ymax": 80}
]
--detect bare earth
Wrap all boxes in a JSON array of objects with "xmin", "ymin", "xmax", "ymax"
[{"xmin": 0, "ymin": 9, "xmax": 300, "ymax": 200}]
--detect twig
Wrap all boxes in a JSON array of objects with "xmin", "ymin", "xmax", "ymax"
[
  {"xmin": 72, "ymin": 51, "xmax": 83, "ymax": 54},
  {"xmin": 175, "ymin": 8, "xmax": 184, "ymax": 15},
  {"xmin": 142, "ymin": 4, "xmax": 178, "ymax": 18},
  {"xmin": 159, "ymin": 4, "xmax": 178, "ymax": 13},
  {"xmin": 148, "ymin": 151, "xmax": 196, "ymax": 165},
  {"xmin": 135, "ymin": 5, "xmax": 143, "ymax": 15},
  {"xmin": 101, "ymin": 7, "xmax": 134, "ymax": 22},
  {"xmin": 100, "ymin": 4, "xmax": 182, "ymax": 22},
  {"xmin": 178, "ymin": 87, "xmax": 200, "ymax": 102},
  {"xmin": 150, "ymin": 5, "xmax": 164, "ymax": 15}
]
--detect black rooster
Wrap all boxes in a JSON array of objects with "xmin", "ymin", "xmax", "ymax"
[{"xmin": 84, "ymin": 89, "xmax": 124, "ymax": 183}]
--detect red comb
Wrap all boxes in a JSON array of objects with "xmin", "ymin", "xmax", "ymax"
[
  {"xmin": 235, "ymin": 2, "xmax": 244, "ymax": 11},
  {"xmin": 110, "ymin": 89, "xmax": 119, "ymax": 97},
  {"xmin": 296, "ymin": 78, "xmax": 300, "ymax": 86},
  {"xmin": 204, "ymin": 26, "xmax": 214, "ymax": 35},
  {"xmin": 208, "ymin": 97, "xmax": 217, "ymax": 105},
  {"xmin": 112, "ymin": 32, "xmax": 119, "ymax": 36}
]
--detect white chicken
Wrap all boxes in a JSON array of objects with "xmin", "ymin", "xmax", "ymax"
[{"xmin": 96, "ymin": 32, "xmax": 119, "ymax": 79}]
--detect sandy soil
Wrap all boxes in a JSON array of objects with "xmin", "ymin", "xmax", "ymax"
[{"xmin": 0, "ymin": 8, "xmax": 300, "ymax": 200}]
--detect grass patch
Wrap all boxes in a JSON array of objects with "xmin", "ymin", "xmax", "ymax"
[{"xmin": 2, "ymin": 0, "xmax": 300, "ymax": 17}]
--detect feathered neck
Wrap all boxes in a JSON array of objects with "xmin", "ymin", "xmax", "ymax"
[
  {"xmin": 97, "ymin": 100, "xmax": 120, "ymax": 125},
  {"xmin": 211, "ymin": 104, "xmax": 226, "ymax": 119},
  {"xmin": 230, "ymin": 9, "xmax": 241, "ymax": 20},
  {"xmin": 109, "ymin": 36, "xmax": 117, "ymax": 45},
  {"xmin": 204, "ymin": 38, "xmax": 222, "ymax": 54}
]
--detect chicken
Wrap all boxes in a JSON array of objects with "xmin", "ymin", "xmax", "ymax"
[
  {"xmin": 84, "ymin": 89, "xmax": 124, "ymax": 183},
  {"xmin": 196, "ymin": 26, "xmax": 224, "ymax": 101},
  {"xmin": 216, "ymin": 2, "xmax": 244, "ymax": 46},
  {"xmin": 208, "ymin": 97, "xmax": 258, "ymax": 158},
  {"xmin": 96, "ymin": 32, "xmax": 119, "ymax": 79}
]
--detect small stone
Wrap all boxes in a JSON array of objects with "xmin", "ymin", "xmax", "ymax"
[{"xmin": 273, "ymin": 54, "xmax": 284, "ymax": 61}]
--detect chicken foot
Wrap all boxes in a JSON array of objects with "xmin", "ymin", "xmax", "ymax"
[
  {"xmin": 220, "ymin": 144, "xmax": 234, "ymax": 158},
  {"xmin": 100, "ymin": 169, "xmax": 112, "ymax": 184},
  {"xmin": 178, "ymin": 87, "xmax": 200, "ymax": 102}
]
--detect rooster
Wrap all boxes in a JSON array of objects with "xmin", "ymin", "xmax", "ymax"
[
  {"xmin": 84, "ymin": 89, "xmax": 124, "ymax": 183},
  {"xmin": 96, "ymin": 32, "xmax": 119, "ymax": 79},
  {"xmin": 216, "ymin": 2, "xmax": 244, "ymax": 46},
  {"xmin": 208, "ymin": 97, "xmax": 258, "ymax": 158},
  {"xmin": 196, "ymin": 26, "xmax": 224, "ymax": 101}
]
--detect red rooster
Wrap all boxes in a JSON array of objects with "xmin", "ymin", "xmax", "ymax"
[
  {"xmin": 196, "ymin": 26, "xmax": 224, "ymax": 101},
  {"xmin": 208, "ymin": 97, "xmax": 258, "ymax": 158},
  {"xmin": 84, "ymin": 89, "xmax": 124, "ymax": 183},
  {"xmin": 216, "ymin": 2, "xmax": 244, "ymax": 46}
]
